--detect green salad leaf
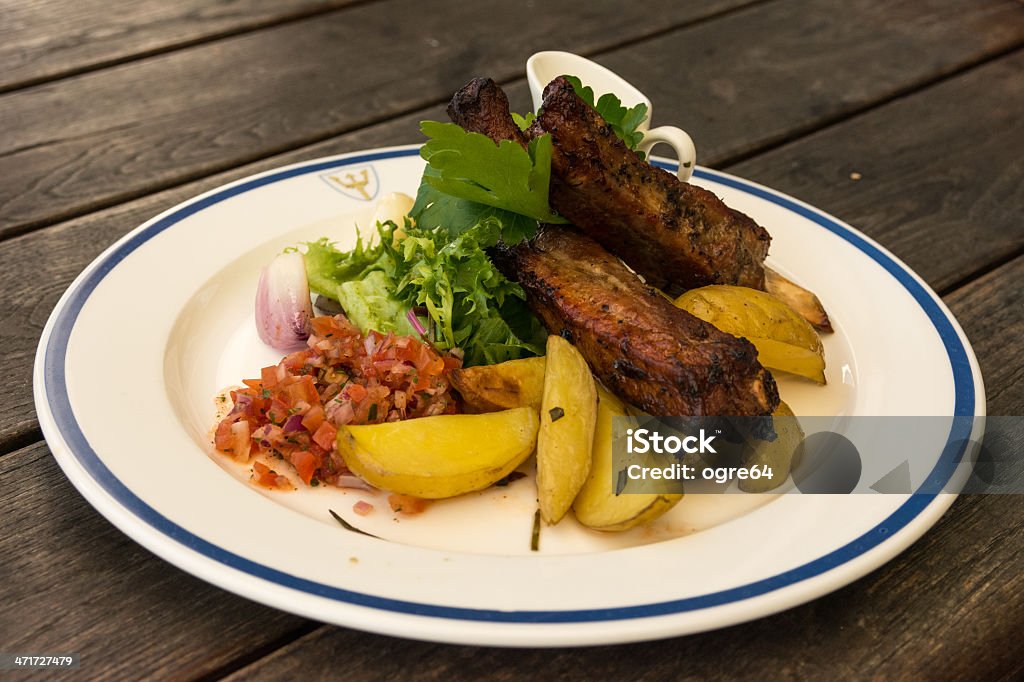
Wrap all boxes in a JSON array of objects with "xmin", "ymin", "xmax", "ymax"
[
  {"xmin": 511, "ymin": 111, "xmax": 535, "ymax": 131},
  {"xmin": 301, "ymin": 221, "xmax": 546, "ymax": 367},
  {"xmin": 410, "ymin": 168, "xmax": 538, "ymax": 245},
  {"xmin": 564, "ymin": 74, "xmax": 648, "ymax": 154},
  {"xmin": 418, "ymin": 121, "xmax": 567, "ymax": 225},
  {"xmin": 303, "ymin": 230, "xmax": 416, "ymax": 337}
]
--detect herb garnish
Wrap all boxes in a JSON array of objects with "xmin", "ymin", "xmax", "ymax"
[
  {"xmin": 548, "ymin": 406, "xmax": 565, "ymax": 423},
  {"xmin": 530, "ymin": 509, "xmax": 541, "ymax": 552},
  {"xmin": 418, "ymin": 121, "xmax": 567, "ymax": 226},
  {"xmin": 329, "ymin": 508, "xmax": 380, "ymax": 539}
]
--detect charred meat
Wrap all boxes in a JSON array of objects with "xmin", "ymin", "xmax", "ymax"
[
  {"xmin": 528, "ymin": 76, "xmax": 770, "ymax": 294},
  {"xmin": 447, "ymin": 77, "xmax": 530, "ymax": 147},
  {"xmin": 493, "ymin": 225, "xmax": 779, "ymax": 417}
]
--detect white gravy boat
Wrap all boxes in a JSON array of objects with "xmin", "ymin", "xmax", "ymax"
[{"xmin": 527, "ymin": 51, "xmax": 697, "ymax": 181}]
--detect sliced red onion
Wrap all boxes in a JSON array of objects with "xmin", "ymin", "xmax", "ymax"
[
  {"xmin": 229, "ymin": 393, "xmax": 253, "ymax": 416},
  {"xmin": 282, "ymin": 414, "xmax": 305, "ymax": 433},
  {"xmin": 325, "ymin": 400, "xmax": 355, "ymax": 426},
  {"xmin": 337, "ymin": 474, "xmax": 375, "ymax": 491},
  {"xmin": 406, "ymin": 309, "xmax": 427, "ymax": 336},
  {"xmin": 255, "ymin": 252, "xmax": 313, "ymax": 351}
]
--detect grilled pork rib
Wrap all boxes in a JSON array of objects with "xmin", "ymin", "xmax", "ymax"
[
  {"xmin": 448, "ymin": 78, "xmax": 778, "ymax": 416},
  {"xmin": 493, "ymin": 226, "xmax": 779, "ymax": 417},
  {"xmin": 447, "ymin": 77, "xmax": 530, "ymax": 148},
  {"xmin": 447, "ymin": 77, "xmax": 831, "ymax": 330},
  {"xmin": 447, "ymin": 77, "xmax": 771, "ymax": 293},
  {"xmin": 529, "ymin": 76, "xmax": 770, "ymax": 293}
]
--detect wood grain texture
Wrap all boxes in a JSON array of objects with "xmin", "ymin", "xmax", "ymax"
[
  {"xmin": 1, "ymin": 0, "xmax": 1022, "ymax": 676},
  {"xmin": 0, "ymin": 103, "xmax": 445, "ymax": 452},
  {"xmin": 210, "ymin": 256, "xmax": 1019, "ymax": 680},
  {"xmin": 0, "ymin": 442, "xmax": 311, "ymax": 680},
  {"xmin": 0, "ymin": 0, "xmax": 754, "ymax": 239},
  {"xmin": 1, "ymin": 98, "xmax": 1020, "ymax": 680},
  {"xmin": 728, "ymin": 50, "xmax": 1024, "ymax": 293},
  {"xmin": 0, "ymin": 0, "xmax": 359, "ymax": 93},
  {"xmin": 597, "ymin": 0, "xmax": 1024, "ymax": 165},
  {"xmin": 945, "ymin": 257, "xmax": 1024, "ymax": 416},
  {"xmin": 3, "ymin": 43, "xmax": 1023, "ymax": 451}
]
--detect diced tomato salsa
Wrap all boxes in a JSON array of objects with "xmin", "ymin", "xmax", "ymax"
[{"xmin": 216, "ymin": 314, "xmax": 462, "ymax": 488}]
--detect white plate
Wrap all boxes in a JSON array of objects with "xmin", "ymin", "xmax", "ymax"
[{"xmin": 34, "ymin": 146, "xmax": 984, "ymax": 646}]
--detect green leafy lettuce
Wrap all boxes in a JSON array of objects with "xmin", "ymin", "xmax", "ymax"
[
  {"xmin": 300, "ymin": 116, "xmax": 574, "ymax": 366},
  {"xmin": 302, "ymin": 221, "xmax": 546, "ymax": 367},
  {"xmin": 303, "ymin": 234, "xmax": 416, "ymax": 337}
]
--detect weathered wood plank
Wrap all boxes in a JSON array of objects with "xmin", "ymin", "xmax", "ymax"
[
  {"xmin": 600, "ymin": 0, "xmax": 1024, "ymax": 165},
  {"xmin": 0, "ymin": 0, "xmax": 755, "ymax": 238},
  {"xmin": 5, "ymin": 256, "xmax": 1018, "ymax": 679},
  {"xmin": 728, "ymin": 50, "xmax": 1024, "ymax": 293},
  {"xmin": 2, "ymin": 258, "xmax": 1015, "ymax": 675},
  {"xmin": 215, "ymin": 255, "xmax": 1022, "ymax": 681},
  {"xmin": 0, "ymin": 441, "xmax": 313, "ymax": 680},
  {"xmin": 0, "ymin": 103, "xmax": 444, "ymax": 453},
  {"xmin": 945, "ymin": 258, "xmax": 1024, "ymax": 415},
  {"xmin": 0, "ymin": 0, "xmax": 359, "ymax": 93},
  {"xmin": 3, "ymin": 45, "xmax": 1023, "ymax": 452}
]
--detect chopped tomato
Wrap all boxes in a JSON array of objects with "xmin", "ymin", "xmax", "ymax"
[
  {"xmin": 252, "ymin": 461, "xmax": 292, "ymax": 490},
  {"xmin": 301, "ymin": 404, "xmax": 325, "ymax": 432},
  {"xmin": 290, "ymin": 451, "xmax": 318, "ymax": 485},
  {"xmin": 216, "ymin": 314, "xmax": 462, "ymax": 492},
  {"xmin": 345, "ymin": 383, "xmax": 367, "ymax": 402},
  {"xmin": 312, "ymin": 421, "xmax": 337, "ymax": 451},
  {"xmin": 388, "ymin": 494, "xmax": 430, "ymax": 515}
]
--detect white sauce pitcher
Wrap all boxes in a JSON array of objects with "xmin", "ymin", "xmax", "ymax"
[{"xmin": 527, "ymin": 51, "xmax": 697, "ymax": 181}]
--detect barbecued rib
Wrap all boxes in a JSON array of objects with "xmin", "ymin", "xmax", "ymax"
[
  {"xmin": 528, "ymin": 76, "xmax": 770, "ymax": 293},
  {"xmin": 447, "ymin": 77, "xmax": 529, "ymax": 147},
  {"xmin": 493, "ymin": 225, "xmax": 779, "ymax": 417}
]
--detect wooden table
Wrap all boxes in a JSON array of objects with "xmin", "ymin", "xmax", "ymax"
[{"xmin": 2, "ymin": 0, "xmax": 1022, "ymax": 678}]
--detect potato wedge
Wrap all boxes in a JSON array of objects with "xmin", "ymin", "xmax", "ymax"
[
  {"xmin": 675, "ymin": 285, "xmax": 826, "ymax": 384},
  {"xmin": 336, "ymin": 408, "xmax": 539, "ymax": 499},
  {"xmin": 764, "ymin": 267, "xmax": 832, "ymax": 333},
  {"xmin": 574, "ymin": 386, "xmax": 683, "ymax": 531},
  {"xmin": 537, "ymin": 335, "xmax": 598, "ymax": 524},
  {"xmin": 738, "ymin": 400, "xmax": 805, "ymax": 493},
  {"xmin": 450, "ymin": 356, "xmax": 546, "ymax": 413}
]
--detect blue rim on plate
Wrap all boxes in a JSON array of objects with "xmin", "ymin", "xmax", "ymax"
[{"xmin": 42, "ymin": 148, "xmax": 975, "ymax": 623}]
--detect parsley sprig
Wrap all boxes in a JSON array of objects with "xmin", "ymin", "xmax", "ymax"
[{"xmin": 417, "ymin": 121, "xmax": 567, "ymax": 226}]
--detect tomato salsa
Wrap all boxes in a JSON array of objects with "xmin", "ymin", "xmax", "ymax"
[{"xmin": 215, "ymin": 314, "xmax": 462, "ymax": 488}]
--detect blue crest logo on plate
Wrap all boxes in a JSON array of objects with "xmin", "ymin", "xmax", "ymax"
[{"xmin": 320, "ymin": 165, "xmax": 379, "ymax": 201}]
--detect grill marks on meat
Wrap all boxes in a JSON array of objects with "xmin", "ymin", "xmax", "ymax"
[
  {"xmin": 493, "ymin": 226, "xmax": 779, "ymax": 417},
  {"xmin": 447, "ymin": 76, "xmax": 771, "ymax": 294},
  {"xmin": 446, "ymin": 77, "xmax": 778, "ymax": 416},
  {"xmin": 529, "ymin": 77, "xmax": 770, "ymax": 293}
]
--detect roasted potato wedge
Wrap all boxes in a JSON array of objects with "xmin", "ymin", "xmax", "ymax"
[
  {"xmin": 738, "ymin": 400, "xmax": 804, "ymax": 492},
  {"xmin": 574, "ymin": 386, "xmax": 683, "ymax": 531},
  {"xmin": 764, "ymin": 267, "xmax": 832, "ymax": 333},
  {"xmin": 537, "ymin": 335, "xmax": 598, "ymax": 524},
  {"xmin": 675, "ymin": 285, "xmax": 826, "ymax": 384},
  {"xmin": 336, "ymin": 408, "xmax": 539, "ymax": 499},
  {"xmin": 450, "ymin": 356, "xmax": 546, "ymax": 413}
]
